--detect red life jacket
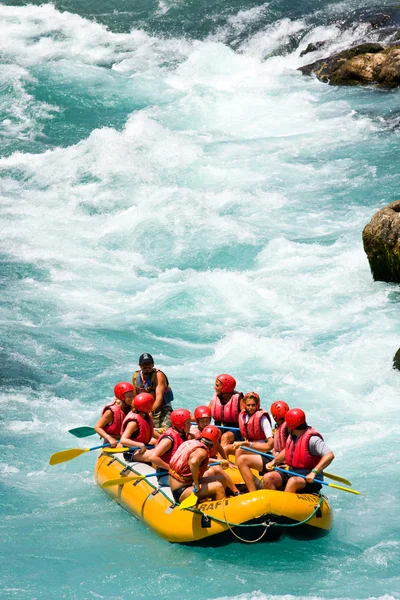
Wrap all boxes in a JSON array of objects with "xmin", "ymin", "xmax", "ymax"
[
  {"xmin": 285, "ymin": 427, "xmax": 323, "ymax": 470},
  {"xmin": 101, "ymin": 400, "xmax": 126, "ymax": 437},
  {"xmin": 274, "ymin": 422, "xmax": 289, "ymax": 453},
  {"xmin": 168, "ymin": 440, "xmax": 209, "ymax": 483},
  {"xmin": 121, "ymin": 411, "xmax": 154, "ymax": 444},
  {"xmin": 238, "ymin": 409, "xmax": 271, "ymax": 441},
  {"xmin": 210, "ymin": 392, "xmax": 242, "ymax": 425},
  {"xmin": 155, "ymin": 427, "xmax": 185, "ymax": 465}
]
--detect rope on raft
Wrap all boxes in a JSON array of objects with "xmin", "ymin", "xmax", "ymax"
[{"xmin": 186, "ymin": 492, "xmax": 324, "ymax": 544}]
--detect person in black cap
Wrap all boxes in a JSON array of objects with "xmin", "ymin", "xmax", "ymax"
[{"xmin": 132, "ymin": 353, "xmax": 174, "ymax": 428}]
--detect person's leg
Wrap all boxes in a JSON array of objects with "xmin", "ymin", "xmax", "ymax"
[
  {"xmin": 160, "ymin": 406, "xmax": 172, "ymax": 428},
  {"xmin": 262, "ymin": 471, "xmax": 284, "ymax": 490},
  {"xmin": 285, "ymin": 476, "xmax": 307, "ymax": 494},
  {"xmin": 205, "ymin": 466, "xmax": 239, "ymax": 494},
  {"xmin": 179, "ymin": 479, "xmax": 225, "ymax": 502},
  {"xmin": 236, "ymin": 454, "xmax": 263, "ymax": 493},
  {"xmin": 220, "ymin": 431, "xmax": 235, "ymax": 447}
]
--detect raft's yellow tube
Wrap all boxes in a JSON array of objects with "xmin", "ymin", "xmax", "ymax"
[{"xmin": 94, "ymin": 453, "xmax": 332, "ymax": 544}]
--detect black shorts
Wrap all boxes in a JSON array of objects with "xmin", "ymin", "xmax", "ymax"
[
  {"xmin": 258, "ymin": 455, "xmax": 271, "ymax": 476},
  {"xmin": 278, "ymin": 471, "xmax": 322, "ymax": 494},
  {"xmin": 172, "ymin": 484, "xmax": 192, "ymax": 504}
]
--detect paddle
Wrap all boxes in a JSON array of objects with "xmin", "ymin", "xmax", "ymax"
[
  {"xmin": 68, "ymin": 426, "xmax": 96, "ymax": 438},
  {"xmin": 192, "ymin": 422, "xmax": 240, "ymax": 431},
  {"xmin": 101, "ymin": 445, "xmax": 154, "ymax": 454},
  {"xmin": 68, "ymin": 426, "xmax": 166, "ymax": 438},
  {"xmin": 101, "ymin": 462, "xmax": 221, "ymax": 489},
  {"xmin": 243, "ymin": 446, "xmax": 352, "ymax": 486},
  {"xmin": 245, "ymin": 448, "xmax": 363, "ymax": 496},
  {"xmin": 49, "ymin": 444, "xmax": 153, "ymax": 466},
  {"xmin": 49, "ymin": 442, "xmax": 111, "ymax": 465}
]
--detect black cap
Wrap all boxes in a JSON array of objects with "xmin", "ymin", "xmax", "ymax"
[{"xmin": 139, "ymin": 353, "xmax": 154, "ymax": 365}]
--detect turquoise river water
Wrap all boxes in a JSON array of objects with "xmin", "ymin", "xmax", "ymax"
[{"xmin": 1, "ymin": 1, "xmax": 399, "ymax": 599}]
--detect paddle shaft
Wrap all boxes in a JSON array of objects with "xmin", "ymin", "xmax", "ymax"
[
  {"xmin": 191, "ymin": 422, "xmax": 240, "ymax": 431},
  {"xmin": 244, "ymin": 446, "xmax": 351, "ymax": 486},
  {"xmin": 245, "ymin": 447, "xmax": 363, "ymax": 495}
]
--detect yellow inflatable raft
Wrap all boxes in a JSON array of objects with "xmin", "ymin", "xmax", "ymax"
[{"xmin": 94, "ymin": 451, "xmax": 333, "ymax": 544}]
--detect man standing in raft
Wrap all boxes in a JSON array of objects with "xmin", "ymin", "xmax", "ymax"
[
  {"xmin": 264, "ymin": 408, "xmax": 335, "ymax": 494},
  {"xmin": 94, "ymin": 382, "xmax": 134, "ymax": 447},
  {"xmin": 132, "ymin": 353, "xmax": 173, "ymax": 429},
  {"xmin": 168, "ymin": 426, "xmax": 236, "ymax": 504},
  {"xmin": 209, "ymin": 374, "xmax": 245, "ymax": 447}
]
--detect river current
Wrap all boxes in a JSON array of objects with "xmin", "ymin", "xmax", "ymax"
[{"xmin": 1, "ymin": 1, "xmax": 399, "ymax": 599}]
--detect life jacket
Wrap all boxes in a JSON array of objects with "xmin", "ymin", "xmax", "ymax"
[
  {"xmin": 101, "ymin": 400, "xmax": 127, "ymax": 437},
  {"xmin": 210, "ymin": 392, "xmax": 242, "ymax": 425},
  {"xmin": 238, "ymin": 410, "xmax": 271, "ymax": 441},
  {"xmin": 121, "ymin": 411, "xmax": 154, "ymax": 444},
  {"xmin": 285, "ymin": 427, "xmax": 323, "ymax": 470},
  {"xmin": 274, "ymin": 422, "xmax": 289, "ymax": 453},
  {"xmin": 132, "ymin": 369, "xmax": 174, "ymax": 405},
  {"xmin": 168, "ymin": 440, "xmax": 209, "ymax": 483},
  {"xmin": 155, "ymin": 427, "xmax": 185, "ymax": 465}
]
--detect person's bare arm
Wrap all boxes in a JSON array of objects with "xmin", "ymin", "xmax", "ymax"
[
  {"xmin": 153, "ymin": 371, "xmax": 167, "ymax": 412},
  {"xmin": 94, "ymin": 410, "xmax": 117, "ymax": 446}
]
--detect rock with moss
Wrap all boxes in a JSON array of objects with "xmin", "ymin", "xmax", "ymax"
[
  {"xmin": 299, "ymin": 43, "xmax": 400, "ymax": 87},
  {"xmin": 362, "ymin": 200, "xmax": 400, "ymax": 282}
]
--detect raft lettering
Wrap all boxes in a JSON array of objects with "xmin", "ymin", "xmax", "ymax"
[
  {"xmin": 198, "ymin": 500, "xmax": 229, "ymax": 511},
  {"xmin": 296, "ymin": 494, "xmax": 319, "ymax": 502}
]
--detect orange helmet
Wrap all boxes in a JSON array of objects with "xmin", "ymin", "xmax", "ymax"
[
  {"xmin": 270, "ymin": 400, "xmax": 289, "ymax": 420},
  {"xmin": 201, "ymin": 425, "xmax": 221, "ymax": 445},
  {"xmin": 114, "ymin": 382, "xmax": 134, "ymax": 401},
  {"xmin": 216, "ymin": 374, "xmax": 236, "ymax": 393},
  {"xmin": 133, "ymin": 393, "xmax": 154, "ymax": 414},
  {"xmin": 285, "ymin": 408, "xmax": 306, "ymax": 430},
  {"xmin": 170, "ymin": 409, "xmax": 191, "ymax": 431},
  {"xmin": 194, "ymin": 405, "xmax": 211, "ymax": 420}
]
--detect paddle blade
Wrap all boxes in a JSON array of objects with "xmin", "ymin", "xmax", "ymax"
[
  {"xmin": 328, "ymin": 482, "xmax": 364, "ymax": 495},
  {"xmin": 102, "ymin": 447, "xmax": 130, "ymax": 454},
  {"xmin": 324, "ymin": 471, "xmax": 352, "ymax": 486},
  {"xmin": 49, "ymin": 448, "xmax": 88, "ymax": 465},
  {"xmin": 68, "ymin": 426, "xmax": 96, "ymax": 438},
  {"xmin": 101, "ymin": 476, "xmax": 142, "ymax": 488},
  {"xmin": 179, "ymin": 493, "xmax": 198, "ymax": 510}
]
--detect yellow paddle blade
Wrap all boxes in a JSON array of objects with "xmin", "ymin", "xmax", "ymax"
[
  {"xmin": 101, "ymin": 447, "xmax": 130, "ymax": 454},
  {"xmin": 324, "ymin": 471, "xmax": 352, "ymax": 486},
  {"xmin": 327, "ymin": 482, "xmax": 364, "ymax": 495},
  {"xmin": 179, "ymin": 493, "xmax": 198, "ymax": 510},
  {"xmin": 49, "ymin": 447, "xmax": 89, "ymax": 465},
  {"xmin": 101, "ymin": 476, "xmax": 142, "ymax": 488}
]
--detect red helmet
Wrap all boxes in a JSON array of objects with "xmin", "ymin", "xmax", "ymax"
[
  {"xmin": 201, "ymin": 425, "xmax": 221, "ymax": 445},
  {"xmin": 216, "ymin": 374, "xmax": 236, "ymax": 394},
  {"xmin": 270, "ymin": 400, "xmax": 290, "ymax": 420},
  {"xmin": 285, "ymin": 408, "xmax": 306, "ymax": 430},
  {"xmin": 114, "ymin": 382, "xmax": 134, "ymax": 401},
  {"xmin": 243, "ymin": 392, "xmax": 260, "ymax": 405},
  {"xmin": 170, "ymin": 408, "xmax": 192, "ymax": 431},
  {"xmin": 194, "ymin": 405, "xmax": 211, "ymax": 420},
  {"xmin": 133, "ymin": 392, "xmax": 154, "ymax": 414}
]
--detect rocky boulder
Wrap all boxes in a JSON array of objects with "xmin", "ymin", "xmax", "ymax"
[
  {"xmin": 362, "ymin": 200, "xmax": 400, "ymax": 283},
  {"xmin": 393, "ymin": 348, "xmax": 400, "ymax": 370},
  {"xmin": 299, "ymin": 43, "xmax": 400, "ymax": 87}
]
